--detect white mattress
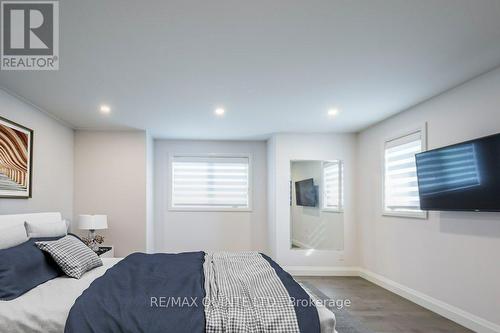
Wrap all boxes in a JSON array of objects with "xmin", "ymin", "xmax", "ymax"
[
  {"xmin": 303, "ymin": 285, "xmax": 337, "ymax": 333},
  {"xmin": 0, "ymin": 258, "xmax": 335, "ymax": 333}
]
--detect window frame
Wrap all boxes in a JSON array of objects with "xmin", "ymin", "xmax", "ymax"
[
  {"xmin": 321, "ymin": 160, "xmax": 344, "ymax": 213},
  {"xmin": 382, "ymin": 124, "xmax": 428, "ymax": 219},
  {"xmin": 168, "ymin": 153, "xmax": 253, "ymax": 212}
]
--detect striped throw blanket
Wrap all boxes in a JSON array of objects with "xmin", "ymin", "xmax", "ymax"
[{"xmin": 203, "ymin": 252, "xmax": 300, "ymax": 333}]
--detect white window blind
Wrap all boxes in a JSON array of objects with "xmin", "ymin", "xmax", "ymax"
[
  {"xmin": 323, "ymin": 161, "xmax": 342, "ymax": 211},
  {"xmin": 384, "ymin": 131, "xmax": 425, "ymax": 216},
  {"xmin": 171, "ymin": 155, "xmax": 250, "ymax": 210}
]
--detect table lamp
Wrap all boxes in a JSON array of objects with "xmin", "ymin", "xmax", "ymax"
[{"xmin": 78, "ymin": 215, "xmax": 108, "ymax": 251}]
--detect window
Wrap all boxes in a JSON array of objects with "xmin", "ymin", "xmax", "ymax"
[
  {"xmin": 170, "ymin": 155, "xmax": 251, "ymax": 211},
  {"xmin": 322, "ymin": 161, "xmax": 343, "ymax": 211},
  {"xmin": 384, "ymin": 129, "xmax": 426, "ymax": 218}
]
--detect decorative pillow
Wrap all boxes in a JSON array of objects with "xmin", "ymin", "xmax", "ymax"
[
  {"xmin": 0, "ymin": 237, "xmax": 63, "ymax": 301},
  {"xmin": 25, "ymin": 220, "xmax": 68, "ymax": 238},
  {"xmin": 35, "ymin": 235, "xmax": 102, "ymax": 279},
  {"xmin": 0, "ymin": 224, "xmax": 28, "ymax": 250}
]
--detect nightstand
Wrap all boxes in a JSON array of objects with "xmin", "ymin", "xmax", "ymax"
[{"xmin": 96, "ymin": 246, "xmax": 114, "ymax": 258}]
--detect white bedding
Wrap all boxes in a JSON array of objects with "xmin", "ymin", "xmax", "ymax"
[
  {"xmin": 0, "ymin": 258, "xmax": 121, "ymax": 333},
  {"xmin": 0, "ymin": 257, "xmax": 335, "ymax": 333}
]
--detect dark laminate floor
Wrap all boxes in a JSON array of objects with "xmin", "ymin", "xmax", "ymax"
[{"xmin": 297, "ymin": 276, "xmax": 473, "ymax": 333}]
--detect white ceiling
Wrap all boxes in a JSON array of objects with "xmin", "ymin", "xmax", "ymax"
[{"xmin": 2, "ymin": 0, "xmax": 500, "ymax": 139}]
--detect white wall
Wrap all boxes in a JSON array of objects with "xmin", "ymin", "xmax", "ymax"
[
  {"xmin": 267, "ymin": 136, "xmax": 277, "ymax": 258},
  {"xmin": 357, "ymin": 67, "xmax": 500, "ymax": 328},
  {"xmin": 291, "ymin": 161, "xmax": 344, "ymax": 250},
  {"xmin": 74, "ymin": 131, "xmax": 147, "ymax": 257},
  {"xmin": 268, "ymin": 133, "xmax": 358, "ymax": 268},
  {"xmin": 154, "ymin": 140, "xmax": 268, "ymax": 253},
  {"xmin": 0, "ymin": 89, "xmax": 74, "ymax": 220},
  {"xmin": 146, "ymin": 132, "xmax": 154, "ymax": 253}
]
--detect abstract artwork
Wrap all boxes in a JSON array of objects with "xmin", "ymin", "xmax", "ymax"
[{"xmin": 0, "ymin": 117, "xmax": 33, "ymax": 198}]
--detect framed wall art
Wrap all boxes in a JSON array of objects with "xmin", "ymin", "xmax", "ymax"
[{"xmin": 0, "ymin": 116, "xmax": 33, "ymax": 198}]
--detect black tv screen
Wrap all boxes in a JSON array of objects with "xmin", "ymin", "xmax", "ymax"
[
  {"xmin": 295, "ymin": 178, "xmax": 317, "ymax": 207},
  {"xmin": 415, "ymin": 133, "xmax": 500, "ymax": 212}
]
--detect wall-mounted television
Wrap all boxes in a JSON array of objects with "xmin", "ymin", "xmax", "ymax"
[
  {"xmin": 295, "ymin": 178, "xmax": 317, "ymax": 207},
  {"xmin": 415, "ymin": 133, "xmax": 500, "ymax": 212}
]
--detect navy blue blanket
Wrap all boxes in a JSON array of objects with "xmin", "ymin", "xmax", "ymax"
[{"xmin": 65, "ymin": 252, "xmax": 320, "ymax": 333}]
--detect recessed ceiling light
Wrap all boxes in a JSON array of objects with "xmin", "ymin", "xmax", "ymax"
[
  {"xmin": 214, "ymin": 107, "xmax": 225, "ymax": 116},
  {"xmin": 328, "ymin": 108, "xmax": 339, "ymax": 117},
  {"xmin": 100, "ymin": 105, "xmax": 111, "ymax": 114}
]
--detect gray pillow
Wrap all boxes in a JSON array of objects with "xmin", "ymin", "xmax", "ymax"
[
  {"xmin": 0, "ymin": 224, "xmax": 28, "ymax": 250},
  {"xmin": 25, "ymin": 220, "xmax": 67, "ymax": 238},
  {"xmin": 35, "ymin": 235, "xmax": 102, "ymax": 279}
]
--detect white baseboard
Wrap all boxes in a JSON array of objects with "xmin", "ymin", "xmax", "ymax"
[
  {"xmin": 357, "ymin": 269, "xmax": 500, "ymax": 333},
  {"xmin": 285, "ymin": 266, "xmax": 500, "ymax": 333},
  {"xmin": 283, "ymin": 266, "xmax": 360, "ymax": 276}
]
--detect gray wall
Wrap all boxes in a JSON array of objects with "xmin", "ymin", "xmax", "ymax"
[
  {"xmin": 0, "ymin": 89, "xmax": 74, "ymax": 220},
  {"xmin": 154, "ymin": 140, "xmax": 268, "ymax": 253},
  {"xmin": 357, "ymin": 67, "xmax": 500, "ymax": 326},
  {"xmin": 74, "ymin": 131, "xmax": 147, "ymax": 257}
]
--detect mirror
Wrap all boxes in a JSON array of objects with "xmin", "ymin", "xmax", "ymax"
[{"xmin": 290, "ymin": 160, "xmax": 344, "ymax": 251}]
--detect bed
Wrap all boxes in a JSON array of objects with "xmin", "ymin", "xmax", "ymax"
[{"xmin": 0, "ymin": 213, "xmax": 336, "ymax": 333}]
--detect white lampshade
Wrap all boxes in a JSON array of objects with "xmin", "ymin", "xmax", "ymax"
[{"xmin": 78, "ymin": 215, "xmax": 108, "ymax": 230}]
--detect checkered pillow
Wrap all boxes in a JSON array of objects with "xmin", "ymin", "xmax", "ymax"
[{"xmin": 35, "ymin": 235, "xmax": 102, "ymax": 279}]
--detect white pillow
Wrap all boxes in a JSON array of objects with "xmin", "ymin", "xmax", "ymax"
[
  {"xmin": 0, "ymin": 224, "xmax": 28, "ymax": 249},
  {"xmin": 25, "ymin": 220, "xmax": 68, "ymax": 238}
]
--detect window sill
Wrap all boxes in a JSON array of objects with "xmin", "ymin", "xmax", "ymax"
[
  {"xmin": 321, "ymin": 208, "xmax": 344, "ymax": 213},
  {"xmin": 383, "ymin": 211, "xmax": 428, "ymax": 219},
  {"xmin": 168, "ymin": 207, "xmax": 252, "ymax": 213}
]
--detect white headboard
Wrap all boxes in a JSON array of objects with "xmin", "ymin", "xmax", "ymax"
[{"xmin": 0, "ymin": 212, "xmax": 64, "ymax": 229}]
